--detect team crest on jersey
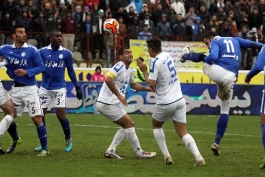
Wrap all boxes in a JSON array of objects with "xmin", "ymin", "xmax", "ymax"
[
  {"xmin": 59, "ymin": 54, "xmax": 63, "ymax": 59},
  {"xmin": 21, "ymin": 52, "xmax": 26, "ymax": 57}
]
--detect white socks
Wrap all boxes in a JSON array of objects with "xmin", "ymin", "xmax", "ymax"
[
  {"xmin": 182, "ymin": 134, "xmax": 203, "ymax": 161},
  {"xmin": 124, "ymin": 127, "xmax": 141, "ymax": 152},
  {"xmin": 153, "ymin": 128, "xmax": 170, "ymax": 158},
  {"xmin": 0, "ymin": 115, "xmax": 14, "ymax": 137},
  {"xmin": 107, "ymin": 128, "xmax": 125, "ymax": 152}
]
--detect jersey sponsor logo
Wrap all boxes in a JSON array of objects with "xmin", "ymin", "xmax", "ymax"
[{"xmin": 45, "ymin": 60, "xmax": 64, "ymax": 68}]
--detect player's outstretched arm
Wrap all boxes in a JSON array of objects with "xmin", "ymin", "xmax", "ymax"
[
  {"xmin": 130, "ymin": 82, "xmax": 152, "ymax": 92},
  {"xmin": 26, "ymin": 51, "xmax": 44, "ymax": 77},
  {"xmin": 236, "ymin": 37, "xmax": 264, "ymax": 49},
  {"xmin": 245, "ymin": 46, "xmax": 265, "ymax": 83}
]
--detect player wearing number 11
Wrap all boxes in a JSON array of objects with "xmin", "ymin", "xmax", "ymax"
[
  {"xmin": 137, "ymin": 37, "xmax": 205, "ymax": 166},
  {"xmin": 180, "ymin": 31, "xmax": 263, "ymax": 156}
]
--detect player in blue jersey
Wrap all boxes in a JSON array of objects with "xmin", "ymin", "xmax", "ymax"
[
  {"xmin": 0, "ymin": 24, "xmax": 49, "ymax": 156},
  {"xmin": 34, "ymin": 29, "xmax": 83, "ymax": 152},
  {"xmin": 180, "ymin": 31, "xmax": 263, "ymax": 156},
  {"xmin": 245, "ymin": 46, "xmax": 265, "ymax": 168}
]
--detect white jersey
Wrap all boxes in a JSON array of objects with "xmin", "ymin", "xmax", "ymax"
[
  {"xmin": 97, "ymin": 61, "xmax": 135, "ymax": 104},
  {"xmin": 149, "ymin": 52, "xmax": 183, "ymax": 104}
]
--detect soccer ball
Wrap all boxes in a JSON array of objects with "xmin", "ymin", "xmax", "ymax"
[{"xmin": 103, "ymin": 18, "xmax": 119, "ymax": 34}]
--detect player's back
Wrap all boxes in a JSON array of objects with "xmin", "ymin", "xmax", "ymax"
[
  {"xmin": 212, "ymin": 36, "xmax": 242, "ymax": 75},
  {"xmin": 149, "ymin": 52, "xmax": 183, "ymax": 104}
]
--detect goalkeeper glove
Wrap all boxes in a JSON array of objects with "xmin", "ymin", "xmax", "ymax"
[{"xmin": 75, "ymin": 86, "xmax": 83, "ymax": 100}]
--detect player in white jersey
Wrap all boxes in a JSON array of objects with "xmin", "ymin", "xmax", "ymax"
[
  {"xmin": 137, "ymin": 37, "xmax": 205, "ymax": 166},
  {"xmin": 0, "ymin": 77, "xmax": 17, "ymax": 154},
  {"xmin": 95, "ymin": 46, "xmax": 156, "ymax": 159}
]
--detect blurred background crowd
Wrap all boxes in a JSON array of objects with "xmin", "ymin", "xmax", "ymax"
[{"xmin": 0, "ymin": 0, "xmax": 263, "ymax": 69}]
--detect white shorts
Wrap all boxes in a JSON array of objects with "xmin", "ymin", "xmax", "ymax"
[
  {"xmin": 203, "ymin": 63, "xmax": 237, "ymax": 102},
  {"xmin": 9, "ymin": 85, "xmax": 43, "ymax": 117},
  {"xmin": 152, "ymin": 97, "xmax": 186, "ymax": 123},
  {"xmin": 261, "ymin": 90, "xmax": 265, "ymax": 114},
  {"xmin": 95, "ymin": 101, "xmax": 126, "ymax": 122},
  {"xmin": 39, "ymin": 87, "xmax": 67, "ymax": 108},
  {"xmin": 0, "ymin": 82, "xmax": 11, "ymax": 105}
]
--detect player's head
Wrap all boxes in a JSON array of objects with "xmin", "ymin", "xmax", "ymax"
[
  {"xmin": 203, "ymin": 31, "xmax": 217, "ymax": 48},
  {"xmin": 49, "ymin": 29, "xmax": 62, "ymax": 46},
  {"xmin": 119, "ymin": 46, "xmax": 133, "ymax": 65},
  {"xmin": 146, "ymin": 37, "xmax": 162, "ymax": 57},
  {"xmin": 95, "ymin": 65, "xmax": 101, "ymax": 74},
  {"xmin": 10, "ymin": 24, "xmax": 26, "ymax": 44}
]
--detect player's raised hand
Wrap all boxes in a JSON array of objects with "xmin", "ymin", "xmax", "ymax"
[
  {"xmin": 244, "ymin": 77, "xmax": 251, "ymax": 84},
  {"xmin": 137, "ymin": 59, "xmax": 147, "ymax": 72},
  {"xmin": 117, "ymin": 94, "xmax": 127, "ymax": 106},
  {"xmin": 75, "ymin": 86, "xmax": 83, "ymax": 100},
  {"xmin": 14, "ymin": 69, "xmax": 27, "ymax": 76}
]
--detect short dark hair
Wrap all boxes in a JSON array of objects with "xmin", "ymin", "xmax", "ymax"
[
  {"xmin": 146, "ymin": 37, "xmax": 161, "ymax": 53},
  {"xmin": 203, "ymin": 31, "xmax": 217, "ymax": 39},
  {"xmin": 10, "ymin": 24, "xmax": 24, "ymax": 34},
  {"xmin": 119, "ymin": 46, "xmax": 130, "ymax": 55},
  {"xmin": 49, "ymin": 29, "xmax": 61, "ymax": 37}
]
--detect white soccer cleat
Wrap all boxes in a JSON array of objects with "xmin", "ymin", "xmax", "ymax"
[
  {"xmin": 180, "ymin": 45, "xmax": 191, "ymax": 63},
  {"xmin": 136, "ymin": 150, "xmax": 156, "ymax": 159},
  {"xmin": 193, "ymin": 158, "xmax": 206, "ymax": 166},
  {"xmin": 165, "ymin": 156, "xmax": 174, "ymax": 165},
  {"xmin": 104, "ymin": 150, "xmax": 123, "ymax": 159}
]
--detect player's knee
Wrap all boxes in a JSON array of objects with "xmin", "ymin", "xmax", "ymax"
[{"xmin": 218, "ymin": 87, "xmax": 231, "ymax": 102}]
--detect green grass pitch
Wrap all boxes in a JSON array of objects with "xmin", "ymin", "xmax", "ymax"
[{"xmin": 0, "ymin": 113, "xmax": 264, "ymax": 177}]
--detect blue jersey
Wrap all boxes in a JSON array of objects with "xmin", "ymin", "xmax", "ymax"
[
  {"xmin": 39, "ymin": 45, "xmax": 79, "ymax": 90},
  {"xmin": 246, "ymin": 46, "xmax": 265, "ymax": 89},
  {"xmin": 0, "ymin": 43, "xmax": 44, "ymax": 86},
  {"xmin": 204, "ymin": 36, "xmax": 263, "ymax": 76}
]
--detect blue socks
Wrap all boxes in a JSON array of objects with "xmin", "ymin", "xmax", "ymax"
[
  {"xmin": 37, "ymin": 123, "xmax": 48, "ymax": 151},
  {"xmin": 214, "ymin": 114, "xmax": 229, "ymax": 145},
  {"xmin": 7, "ymin": 121, "xmax": 19, "ymax": 141},
  {"xmin": 60, "ymin": 118, "xmax": 71, "ymax": 140},
  {"xmin": 261, "ymin": 124, "xmax": 265, "ymax": 151}
]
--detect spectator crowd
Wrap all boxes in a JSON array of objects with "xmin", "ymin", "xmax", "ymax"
[{"xmin": 0, "ymin": 0, "xmax": 264, "ymax": 69}]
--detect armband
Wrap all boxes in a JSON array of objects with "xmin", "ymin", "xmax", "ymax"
[{"xmin": 107, "ymin": 71, "xmax": 116, "ymax": 79}]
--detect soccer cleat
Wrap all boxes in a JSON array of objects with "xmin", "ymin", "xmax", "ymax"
[
  {"xmin": 194, "ymin": 159, "xmax": 206, "ymax": 166},
  {"xmin": 37, "ymin": 150, "xmax": 49, "ymax": 156},
  {"xmin": 104, "ymin": 150, "xmax": 123, "ymax": 159},
  {"xmin": 260, "ymin": 158, "xmax": 265, "ymax": 169},
  {"xmin": 211, "ymin": 143, "xmax": 220, "ymax": 156},
  {"xmin": 34, "ymin": 145, "xmax": 42, "ymax": 152},
  {"xmin": 165, "ymin": 156, "xmax": 174, "ymax": 165},
  {"xmin": 7, "ymin": 137, "xmax": 22, "ymax": 154},
  {"xmin": 180, "ymin": 45, "xmax": 191, "ymax": 63},
  {"xmin": 136, "ymin": 150, "xmax": 156, "ymax": 159},
  {"xmin": 65, "ymin": 139, "xmax": 73, "ymax": 152}
]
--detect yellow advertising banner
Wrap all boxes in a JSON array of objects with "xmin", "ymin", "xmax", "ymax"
[
  {"xmin": 0, "ymin": 68, "xmax": 263, "ymax": 85},
  {"xmin": 129, "ymin": 40, "xmax": 208, "ymax": 70}
]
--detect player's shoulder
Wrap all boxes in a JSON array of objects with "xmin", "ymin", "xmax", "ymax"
[
  {"xmin": 27, "ymin": 43, "xmax": 39, "ymax": 52},
  {"xmin": 38, "ymin": 46, "xmax": 49, "ymax": 52},
  {"xmin": 0, "ymin": 44, "xmax": 12, "ymax": 49}
]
